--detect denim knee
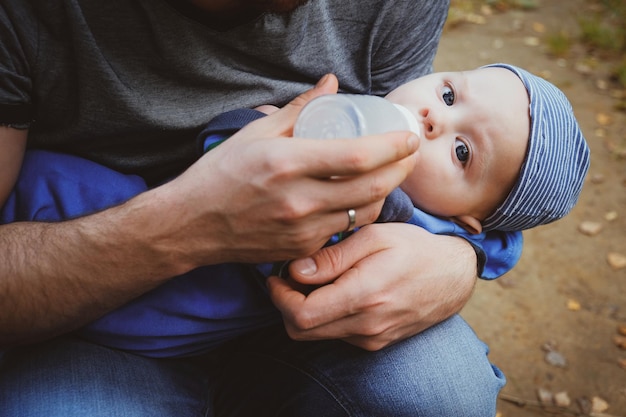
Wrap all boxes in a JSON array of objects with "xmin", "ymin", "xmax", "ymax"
[
  {"xmin": 223, "ymin": 315, "xmax": 506, "ymax": 417},
  {"xmin": 299, "ymin": 314, "xmax": 506, "ymax": 417},
  {"xmin": 364, "ymin": 314, "xmax": 506, "ymax": 417}
]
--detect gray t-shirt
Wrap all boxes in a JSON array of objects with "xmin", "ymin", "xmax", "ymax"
[{"xmin": 1, "ymin": 0, "xmax": 448, "ymax": 185}]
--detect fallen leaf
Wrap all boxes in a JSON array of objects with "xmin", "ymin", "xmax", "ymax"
[
  {"xmin": 590, "ymin": 173, "xmax": 605, "ymax": 184},
  {"xmin": 618, "ymin": 324, "xmax": 626, "ymax": 336},
  {"xmin": 465, "ymin": 13, "xmax": 486, "ymax": 24},
  {"xmin": 614, "ymin": 335, "xmax": 626, "ymax": 349},
  {"xmin": 591, "ymin": 396, "xmax": 609, "ymax": 413},
  {"xmin": 537, "ymin": 388, "xmax": 553, "ymax": 405},
  {"xmin": 596, "ymin": 112, "xmax": 612, "ymax": 126},
  {"xmin": 554, "ymin": 391, "xmax": 571, "ymax": 407},
  {"xmin": 523, "ymin": 36, "xmax": 540, "ymax": 46},
  {"xmin": 608, "ymin": 252, "xmax": 626, "ymax": 270},
  {"xmin": 567, "ymin": 299, "xmax": 581, "ymax": 311},
  {"xmin": 578, "ymin": 221, "xmax": 603, "ymax": 236},
  {"xmin": 545, "ymin": 350, "xmax": 567, "ymax": 367},
  {"xmin": 575, "ymin": 62, "xmax": 593, "ymax": 75}
]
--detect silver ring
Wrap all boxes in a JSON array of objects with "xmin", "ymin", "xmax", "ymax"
[{"xmin": 346, "ymin": 209, "xmax": 357, "ymax": 232}]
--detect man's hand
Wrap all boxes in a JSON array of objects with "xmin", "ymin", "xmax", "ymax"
[
  {"xmin": 155, "ymin": 74, "xmax": 420, "ymax": 267},
  {"xmin": 267, "ymin": 223, "xmax": 478, "ymax": 351}
]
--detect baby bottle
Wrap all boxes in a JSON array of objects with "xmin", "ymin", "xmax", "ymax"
[{"xmin": 294, "ymin": 94, "xmax": 421, "ymax": 139}]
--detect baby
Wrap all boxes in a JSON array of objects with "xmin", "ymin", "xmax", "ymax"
[
  {"xmin": 385, "ymin": 63, "xmax": 590, "ymax": 234},
  {"xmin": 1, "ymin": 63, "xmax": 589, "ymax": 357}
]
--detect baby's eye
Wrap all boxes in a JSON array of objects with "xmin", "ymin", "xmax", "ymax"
[
  {"xmin": 442, "ymin": 86, "xmax": 455, "ymax": 106},
  {"xmin": 455, "ymin": 139, "xmax": 469, "ymax": 164}
]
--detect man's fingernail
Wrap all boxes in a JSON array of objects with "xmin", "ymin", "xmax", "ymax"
[
  {"xmin": 408, "ymin": 133, "xmax": 419, "ymax": 151},
  {"xmin": 315, "ymin": 74, "xmax": 330, "ymax": 88},
  {"xmin": 293, "ymin": 257, "xmax": 318, "ymax": 276}
]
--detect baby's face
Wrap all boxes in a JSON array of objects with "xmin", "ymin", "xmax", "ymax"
[{"xmin": 385, "ymin": 67, "xmax": 530, "ymax": 233}]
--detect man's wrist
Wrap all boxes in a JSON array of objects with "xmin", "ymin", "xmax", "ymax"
[{"xmin": 102, "ymin": 186, "xmax": 196, "ymax": 279}]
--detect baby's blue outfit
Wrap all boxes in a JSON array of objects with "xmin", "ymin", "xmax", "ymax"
[{"xmin": 1, "ymin": 110, "xmax": 521, "ymax": 358}]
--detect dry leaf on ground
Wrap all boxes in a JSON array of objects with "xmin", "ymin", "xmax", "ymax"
[
  {"xmin": 608, "ymin": 252, "xmax": 626, "ymax": 270},
  {"xmin": 579, "ymin": 221, "xmax": 603, "ymax": 236}
]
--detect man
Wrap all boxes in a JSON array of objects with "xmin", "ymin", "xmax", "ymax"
[{"xmin": 0, "ymin": 0, "xmax": 511, "ymax": 415}]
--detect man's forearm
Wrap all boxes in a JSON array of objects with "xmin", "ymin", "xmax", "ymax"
[{"xmin": 0, "ymin": 191, "xmax": 187, "ymax": 348}]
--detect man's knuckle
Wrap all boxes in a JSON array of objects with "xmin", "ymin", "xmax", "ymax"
[
  {"xmin": 291, "ymin": 310, "xmax": 316, "ymax": 331},
  {"xmin": 368, "ymin": 177, "xmax": 389, "ymax": 201},
  {"xmin": 263, "ymin": 153, "xmax": 301, "ymax": 184},
  {"xmin": 278, "ymin": 202, "xmax": 305, "ymax": 224},
  {"xmin": 319, "ymin": 245, "xmax": 344, "ymax": 270},
  {"xmin": 344, "ymin": 148, "xmax": 371, "ymax": 171}
]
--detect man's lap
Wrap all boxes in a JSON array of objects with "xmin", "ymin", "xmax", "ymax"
[
  {"xmin": 1, "ymin": 150, "xmax": 505, "ymax": 415},
  {"xmin": 0, "ymin": 315, "xmax": 504, "ymax": 417},
  {"xmin": 0, "ymin": 336, "xmax": 211, "ymax": 417}
]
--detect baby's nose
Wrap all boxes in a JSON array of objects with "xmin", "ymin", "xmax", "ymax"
[
  {"xmin": 418, "ymin": 107, "xmax": 442, "ymax": 140},
  {"xmin": 423, "ymin": 113, "xmax": 442, "ymax": 139}
]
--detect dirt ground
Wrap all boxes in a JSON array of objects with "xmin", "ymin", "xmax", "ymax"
[{"xmin": 434, "ymin": 1, "xmax": 626, "ymax": 416}]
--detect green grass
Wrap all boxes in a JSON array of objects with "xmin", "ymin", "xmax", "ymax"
[
  {"xmin": 579, "ymin": 17, "xmax": 624, "ymax": 54},
  {"xmin": 448, "ymin": 0, "xmax": 626, "ymax": 89},
  {"xmin": 579, "ymin": 0, "xmax": 626, "ymax": 88},
  {"xmin": 545, "ymin": 31, "xmax": 573, "ymax": 58}
]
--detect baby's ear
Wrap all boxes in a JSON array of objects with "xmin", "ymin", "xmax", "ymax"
[{"xmin": 451, "ymin": 215, "xmax": 483, "ymax": 235}]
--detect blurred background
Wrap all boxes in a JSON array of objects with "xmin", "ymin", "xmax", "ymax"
[{"xmin": 435, "ymin": 1, "xmax": 626, "ymax": 416}]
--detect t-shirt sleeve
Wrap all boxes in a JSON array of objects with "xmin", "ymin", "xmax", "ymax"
[{"xmin": 0, "ymin": 1, "xmax": 37, "ymax": 128}]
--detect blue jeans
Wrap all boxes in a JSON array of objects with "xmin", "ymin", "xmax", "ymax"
[
  {"xmin": 0, "ymin": 316, "xmax": 504, "ymax": 417},
  {"xmin": 1, "ymin": 151, "xmax": 505, "ymax": 414}
]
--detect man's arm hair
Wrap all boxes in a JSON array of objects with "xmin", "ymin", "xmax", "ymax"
[
  {"xmin": 0, "ymin": 127, "xmax": 202, "ymax": 347},
  {"xmin": 0, "ymin": 185, "xmax": 189, "ymax": 348}
]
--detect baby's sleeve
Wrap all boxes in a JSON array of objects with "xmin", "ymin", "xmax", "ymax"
[
  {"xmin": 406, "ymin": 208, "xmax": 523, "ymax": 279},
  {"xmin": 472, "ymin": 230, "xmax": 523, "ymax": 279}
]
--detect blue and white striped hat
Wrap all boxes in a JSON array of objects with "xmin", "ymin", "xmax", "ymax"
[{"xmin": 481, "ymin": 64, "xmax": 590, "ymax": 232}]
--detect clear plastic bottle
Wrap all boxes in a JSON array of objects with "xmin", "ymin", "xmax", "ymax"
[{"xmin": 294, "ymin": 94, "xmax": 421, "ymax": 139}]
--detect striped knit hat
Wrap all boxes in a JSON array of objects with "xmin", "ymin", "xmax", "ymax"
[{"xmin": 481, "ymin": 64, "xmax": 590, "ymax": 232}]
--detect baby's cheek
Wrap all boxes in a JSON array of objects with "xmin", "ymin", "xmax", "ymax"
[{"xmin": 399, "ymin": 179, "xmax": 422, "ymax": 208}]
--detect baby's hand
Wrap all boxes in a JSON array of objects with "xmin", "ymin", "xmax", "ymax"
[{"xmin": 254, "ymin": 105, "xmax": 280, "ymax": 115}]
